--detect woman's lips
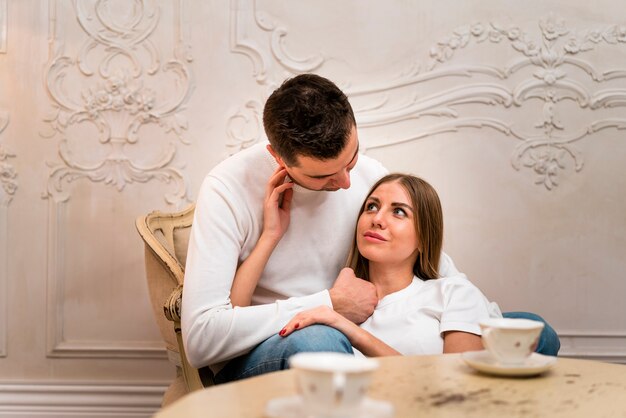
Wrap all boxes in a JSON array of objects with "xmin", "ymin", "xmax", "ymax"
[{"xmin": 364, "ymin": 231, "xmax": 386, "ymax": 241}]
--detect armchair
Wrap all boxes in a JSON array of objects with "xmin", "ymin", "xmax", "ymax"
[{"xmin": 136, "ymin": 204, "xmax": 210, "ymax": 406}]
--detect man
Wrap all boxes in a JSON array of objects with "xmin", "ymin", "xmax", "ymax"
[{"xmin": 182, "ymin": 74, "xmax": 558, "ymax": 384}]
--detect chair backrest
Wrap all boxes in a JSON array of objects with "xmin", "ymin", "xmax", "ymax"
[{"xmin": 135, "ymin": 204, "xmax": 205, "ymax": 393}]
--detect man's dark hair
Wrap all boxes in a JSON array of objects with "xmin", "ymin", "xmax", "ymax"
[{"xmin": 263, "ymin": 74, "xmax": 356, "ymax": 166}]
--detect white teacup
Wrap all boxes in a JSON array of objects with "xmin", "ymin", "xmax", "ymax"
[
  {"xmin": 289, "ymin": 352, "xmax": 379, "ymax": 418},
  {"xmin": 479, "ymin": 318, "xmax": 545, "ymax": 365}
]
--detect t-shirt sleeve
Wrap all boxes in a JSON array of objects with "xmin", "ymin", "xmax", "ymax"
[{"xmin": 439, "ymin": 277, "xmax": 498, "ymax": 336}]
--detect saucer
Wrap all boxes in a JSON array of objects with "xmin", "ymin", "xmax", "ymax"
[
  {"xmin": 462, "ymin": 350, "xmax": 557, "ymax": 377},
  {"xmin": 264, "ymin": 395, "xmax": 394, "ymax": 418}
]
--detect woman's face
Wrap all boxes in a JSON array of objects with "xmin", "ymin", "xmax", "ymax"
[{"xmin": 356, "ymin": 180, "xmax": 419, "ymax": 268}]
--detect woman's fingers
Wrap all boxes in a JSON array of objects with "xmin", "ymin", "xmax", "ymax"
[
  {"xmin": 279, "ymin": 306, "xmax": 334, "ymax": 337},
  {"xmin": 266, "ymin": 168, "xmax": 293, "ymax": 207},
  {"xmin": 280, "ymin": 185, "xmax": 293, "ymax": 211},
  {"xmin": 280, "ymin": 316, "xmax": 313, "ymax": 337},
  {"xmin": 268, "ymin": 182, "xmax": 294, "ymax": 207},
  {"xmin": 266, "ymin": 167, "xmax": 289, "ymax": 195}
]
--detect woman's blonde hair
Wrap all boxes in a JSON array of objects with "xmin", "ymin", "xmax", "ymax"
[{"xmin": 346, "ymin": 173, "xmax": 443, "ymax": 281}]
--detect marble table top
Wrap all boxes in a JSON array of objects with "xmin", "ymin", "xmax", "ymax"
[{"xmin": 155, "ymin": 353, "xmax": 626, "ymax": 417}]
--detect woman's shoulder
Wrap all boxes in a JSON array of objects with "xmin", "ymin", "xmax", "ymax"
[
  {"xmin": 421, "ymin": 275, "xmax": 484, "ymax": 298},
  {"xmin": 422, "ymin": 274, "xmax": 470, "ymax": 287}
]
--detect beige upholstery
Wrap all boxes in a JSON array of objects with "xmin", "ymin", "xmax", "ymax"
[{"xmin": 136, "ymin": 204, "xmax": 209, "ymax": 406}]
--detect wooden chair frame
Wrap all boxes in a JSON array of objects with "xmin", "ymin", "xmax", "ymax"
[{"xmin": 135, "ymin": 204, "xmax": 208, "ymax": 402}]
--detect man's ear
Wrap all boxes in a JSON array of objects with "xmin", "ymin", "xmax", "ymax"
[{"xmin": 267, "ymin": 144, "xmax": 286, "ymax": 168}]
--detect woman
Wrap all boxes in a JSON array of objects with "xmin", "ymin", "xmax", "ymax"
[{"xmin": 231, "ymin": 172, "xmax": 501, "ymax": 356}]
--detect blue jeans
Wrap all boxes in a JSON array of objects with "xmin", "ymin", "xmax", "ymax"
[
  {"xmin": 213, "ymin": 324, "xmax": 353, "ymax": 384},
  {"xmin": 212, "ymin": 313, "xmax": 560, "ymax": 384},
  {"xmin": 502, "ymin": 311, "xmax": 560, "ymax": 356}
]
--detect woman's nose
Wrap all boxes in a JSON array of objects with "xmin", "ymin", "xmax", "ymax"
[{"xmin": 372, "ymin": 212, "xmax": 385, "ymax": 228}]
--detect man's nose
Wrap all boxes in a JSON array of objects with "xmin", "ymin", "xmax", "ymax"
[{"xmin": 332, "ymin": 170, "xmax": 351, "ymax": 190}]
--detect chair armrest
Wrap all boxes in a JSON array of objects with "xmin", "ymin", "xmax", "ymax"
[
  {"xmin": 164, "ymin": 285, "xmax": 183, "ymax": 322},
  {"xmin": 162, "ymin": 284, "xmax": 206, "ymax": 391}
]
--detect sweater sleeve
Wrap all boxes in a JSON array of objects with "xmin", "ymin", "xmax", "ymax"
[{"xmin": 181, "ymin": 176, "xmax": 332, "ymax": 368}]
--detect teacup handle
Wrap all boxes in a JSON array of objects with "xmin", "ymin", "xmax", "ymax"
[{"xmin": 333, "ymin": 372, "xmax": 346, "ymax": 403}]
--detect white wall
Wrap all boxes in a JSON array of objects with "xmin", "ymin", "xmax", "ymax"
[{"xmin": 1, "ymin": 0, "xmax": 625, "ymax": 415}]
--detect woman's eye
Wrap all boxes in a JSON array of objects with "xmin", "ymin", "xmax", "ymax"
[
  {"xmin": 366, "ymin": 202, "xmax": 378, "ymax": 211},
  {"xmin": 393, "ymin": 208, "xmax": 407, "ymax": 216}
]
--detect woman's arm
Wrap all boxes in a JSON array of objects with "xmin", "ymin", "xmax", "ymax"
[
  {"xmin": 280, "ymin": 305, "xmax": 401, "ymax": 357},
  {"xmin": 230, "ymin": 167, "xmax": 294, "ymax": 307},
  {"xmin": 229, "ymin": 234, "xmax": 282, "ymax": 307},
  {"xmin": 442, "ymin": 331, "xmax": 483, "ymax": 353}
]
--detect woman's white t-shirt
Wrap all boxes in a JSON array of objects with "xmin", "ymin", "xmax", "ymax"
[{"xmin": 357, "ymin": 275, "xmax": 502, "ymax": 356}]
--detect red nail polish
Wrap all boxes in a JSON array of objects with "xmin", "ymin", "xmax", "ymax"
[
  {"xmin": 294, "ymin": 323, "xmax": 300, "ymax": 329},
  {"xmin": 279, "ymin": 328, "xmax": 286, "ymax": 336}
]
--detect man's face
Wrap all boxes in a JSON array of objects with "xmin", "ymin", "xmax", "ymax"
[{"xmin": 277, "ymin": 126, "xmax": 360, "ymax": 192}]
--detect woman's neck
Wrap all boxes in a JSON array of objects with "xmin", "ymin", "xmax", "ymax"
[{"xmin": 368, "ymin": 262, "xmax": 414, "ymax": 299}]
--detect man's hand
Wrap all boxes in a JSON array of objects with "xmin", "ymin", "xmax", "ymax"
[{"xmin": 329, "ymin": 268, "xmax": 377, "ymax": 324}]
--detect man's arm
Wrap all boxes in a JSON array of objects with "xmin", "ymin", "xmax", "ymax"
[{"xmin": 181, "ymin": 176, "xmax": 331, "ymax": 368}]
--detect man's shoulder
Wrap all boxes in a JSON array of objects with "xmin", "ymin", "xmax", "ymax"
[
  {"xmin": 205, "ymin": 142, "xmax": 272, "ymax": 185},
  {"xmin": 357, "ymin": 152, "xmax": 386, "ymax": 171},
  {"xmin": 351, "ymin": 153, "xmax": 388, "ymax": 187},
  {"xmin": 212, "ymin": 142, "xmax": 269, "ymax": 172}
]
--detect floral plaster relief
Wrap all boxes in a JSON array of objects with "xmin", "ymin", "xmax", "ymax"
[
  {"xmin": 0, "ymin": 0, "xmax": 6, "ymax": 54},
  {"xmin": 424, "ymin": 15, "xmax": 625, "ymax": 188},
  {"xmin": 230, "ymin": 5, "xmax": 626, "ymax": 189},
  {"xmin": 0, "ymin": 111, "xmax": 16, "ymax": 204},
  {"xmin": 43, "ymin": 0, "xmax": 193, "ymax": 204}
]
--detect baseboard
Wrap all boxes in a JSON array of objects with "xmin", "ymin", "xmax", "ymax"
[
  {"xmin": 0, "ymin": 381, "xmax": 168, "ymax": 417},
  {"xmin": 557, "ymin": 331, "xmax": 626, "ymax": 364}
]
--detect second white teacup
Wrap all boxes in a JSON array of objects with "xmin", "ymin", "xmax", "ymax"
[
  {"xmin": 479, "ymin": 318, "xmax": 544, "ymax": 365},
  {"xmin": 289, "ymin": 352, "xmax": 379, "ymax": 418}
]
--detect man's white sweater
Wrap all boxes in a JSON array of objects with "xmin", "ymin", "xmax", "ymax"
[{"xmin": 182, "ymin": 142, "xmax": 387, "ymax": 372}]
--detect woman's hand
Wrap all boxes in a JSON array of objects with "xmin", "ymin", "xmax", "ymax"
[
  {"xmin": 262, "ymin": 167, "xmax": 294, "ymax": 244},
  {"xmin": 229, "ymin": 167, "xmax": 293, "ymax": 307},
  {"xmin": 279, "ymin": 306, "xmax": 348, "ymax": 337},
  {"xmin": 279, "ymin": 305, "xmax": 402, "ymax": 357}
]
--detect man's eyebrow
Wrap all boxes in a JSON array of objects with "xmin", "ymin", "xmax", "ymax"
[{"xmin": 307, "ymin": 142, "xmax": 360, "ymax": 179}]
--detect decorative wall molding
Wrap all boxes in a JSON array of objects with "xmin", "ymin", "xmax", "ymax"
[
  {"xmin": 351, "ymin": 14, "xmax": 626, "ymax": 190},
  {"xmin": 43, "ymin": 0, "xmax": 193, "ymax": 205},
  {"xmin": 557, "ymin": 331, "xmax": 626, "ymax": 364},
  {"xmin": 45, "ymin": 199, "xmax": 167, "ymax": 359},
  {"xmin": 0, "ymin": 111, "xmax": 16, "ymax": 203},
  {"xmin": 0, "ymin": 110, "xmax": 13, "ymax": 357},
  {"xmin": 227, "ymin": 0, "xmax": 326, "ymax": 153},
  {"xmin": 225, "ymin": 99, "xmax": 263, "ymax": 156},
  {"xmin": 230, "ymin": 0, "xmax": 323, "ymax": 88},
  {"xmin": 0, "ymin": 381, "xmax": 166, "ymax": 417},
  {"xmin": 231, "ymin": 7, "xmax": 626, "ymax": 189},
  {"xmin": 43, "ymin": 0, "xmax": 190, "ymax": 359},
  {"xmin": 0, "ymin": 0, "xmax": 6, "ymax": 54}
]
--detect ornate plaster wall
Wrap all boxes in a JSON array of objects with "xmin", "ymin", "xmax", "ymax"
[{"xmin": 0, "ymin": 0, "xmax": 624, "ymax": 415}]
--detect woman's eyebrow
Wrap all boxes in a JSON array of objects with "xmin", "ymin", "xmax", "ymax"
[{"xmin": 391, "ymin": 202, "xmax": 414, "ymax": 212}]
